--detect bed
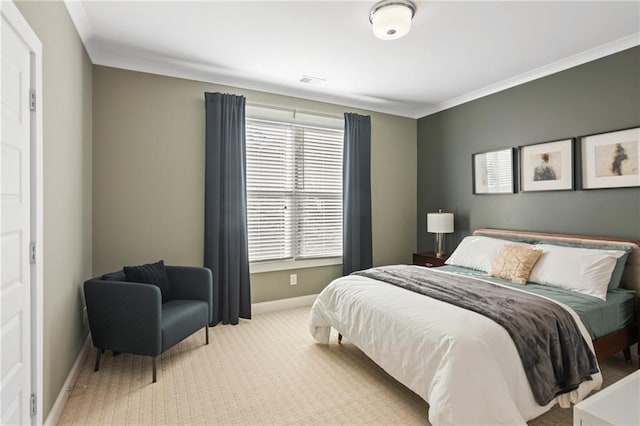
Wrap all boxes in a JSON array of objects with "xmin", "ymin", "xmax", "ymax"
[{"xmin": 309, "ymin": 229, "xmax": 639, "ymax": 425}]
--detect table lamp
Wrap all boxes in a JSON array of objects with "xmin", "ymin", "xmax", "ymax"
[{"xmin": 427, "ymin": 209, "xmax": 454, "ymax": 258}]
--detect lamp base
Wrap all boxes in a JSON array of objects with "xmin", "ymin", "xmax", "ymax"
[{"xmin": 434, "ymin": 232, "xmax": 446, "ymax": 259}]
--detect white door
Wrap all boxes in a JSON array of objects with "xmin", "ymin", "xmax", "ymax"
[{"xmin": 1, "ymin": 7, "xmax": 33, "ymax": 425}]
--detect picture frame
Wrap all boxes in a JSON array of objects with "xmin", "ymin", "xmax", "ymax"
[
  {"xmin": 580, "ymin": 126, "xmax": 639, "ymax": 189},
  {"xmin": 472, "ymin": 148, "xmax": 516, "ymax": 194},
  {"xmin": 519, "ymin": 138, "xmax": 574, "ymax": 192}
]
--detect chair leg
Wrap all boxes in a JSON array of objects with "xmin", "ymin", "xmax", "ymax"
[
  {"xmin": 152, "ymin": 357, "xmax": 157, "ymax": 383},
  {"xmin": 338, "ymin": 333, "xmax": 343, "ymax": 344},
  {"xmin": 94, "ymin": 348, "xmax": 101, "ymax": 372},
  {"xmin": 623, "ymin": 347, "xmax": 631, "ymax": 364},
  {"xmin": 205, "ymin": 326, "xmax": 209, "ymax": 345}
]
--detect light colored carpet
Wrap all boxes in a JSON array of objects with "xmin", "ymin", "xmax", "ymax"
[{"xmin": 59, "ymin": 307, "xmax": 637, "ymax": 425}]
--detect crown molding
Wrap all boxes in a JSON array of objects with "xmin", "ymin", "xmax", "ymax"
[
  {"xmin": 416, "ymin": 32, "xmax": 640, "ymax": 118},
  {"xmin": 63, "ymin": 0, "xmax": 639, "ymax": 120},
  {"xmin": 64, "ymin": 0, "xmax": 96, "ymax": 62},
  {"xmin": 90, "ymin": 45, "xmax": 420, "ymax": 118}
]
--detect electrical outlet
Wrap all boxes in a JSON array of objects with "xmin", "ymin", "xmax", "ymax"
[{"xmin": 289, "ymin": 273, "xmax": 297, "ymax": 286}]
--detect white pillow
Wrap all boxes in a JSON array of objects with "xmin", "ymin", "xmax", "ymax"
[
  {"xmin": 528, "ymin": 244, "xmax": 626, "ymax": 301},
  {"xmin": 445, "ymin": 236, "xmax": 532, "ymax": 272}
]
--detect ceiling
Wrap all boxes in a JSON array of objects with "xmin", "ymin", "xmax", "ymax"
[{"xmin": 65, "ymin": 1, "xmax": 640, "ymax": 119}]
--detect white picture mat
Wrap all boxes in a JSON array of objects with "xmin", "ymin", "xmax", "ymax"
[
  {"xmin": 582, "ymin": 127, "xmax": 640, "ymax": 189},
  {"xmin": 474, "ymin": 154, "xmax": 488, "ymax": 193},
  {"xmin": 521, "ymin": 139, "xmax": 573, "ymax": 191}
]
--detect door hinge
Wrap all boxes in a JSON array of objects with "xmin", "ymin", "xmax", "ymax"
[
  {"xmin": 30, "ymin": 242, "xmax": 36, "ymax": 264},
  {"xmin": 30, "ymin": 393, "xmax": 37, "ymax": 416},
  {"xmin": 30, "ymin": 89, "xmax": 36, "ymax": 111}
]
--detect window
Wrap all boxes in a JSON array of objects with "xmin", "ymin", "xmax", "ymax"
[{"xmin": 245, "ymin": 111, "xmax": 343, "ymax": 268}]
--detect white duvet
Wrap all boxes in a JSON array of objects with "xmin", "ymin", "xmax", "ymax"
[{"xmin": 309, "ymin": 266, "xmax": 602, "ymax": 425}]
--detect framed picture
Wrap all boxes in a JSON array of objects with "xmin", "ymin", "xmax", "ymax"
[
  {"xmin": 581, "ymin": 127, "xmax": 639, "ymax": 189},
  {"xmin": 472, "ymin": 148, "xmax": 516, "ymax": 194},
  {"xmin": 519, "ymin": 138, "xmax": 574, "ymax": 192}
]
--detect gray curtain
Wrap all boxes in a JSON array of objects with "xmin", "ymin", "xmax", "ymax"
[
  {"xmin": 343, "ymin": 113, "xmax": 372, "ymax": 275},
  {"xmin": 204, "ymin": 92, "xmax": 251, "ymax": 325}
]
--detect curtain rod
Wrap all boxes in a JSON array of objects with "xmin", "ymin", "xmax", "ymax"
[{"xmin": 246, "ymin": 101, "xmax": 344, "ymax": 121}]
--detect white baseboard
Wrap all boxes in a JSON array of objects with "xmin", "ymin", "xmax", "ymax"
[
  {"xmin": 44, "ymin": 334, "xmax": 92, "ymax": 426},
  {"xmin": 252, "ymin": 293, "xmax": 318, "ymax": 315}
]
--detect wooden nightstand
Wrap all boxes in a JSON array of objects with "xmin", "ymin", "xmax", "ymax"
[{"xmin": 413, "ymin": 252, "xmax": 448, "ymax": 268}]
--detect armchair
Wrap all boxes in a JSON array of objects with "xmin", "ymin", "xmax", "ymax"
[{"xmin": 84, "ymin": 266, "xmax": 213, "ymax": 382}]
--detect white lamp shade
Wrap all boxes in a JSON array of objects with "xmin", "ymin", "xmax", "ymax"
[
  {"xmin": 427, "ymin": 212, "xmax": 454, "ymax": 233},
  {"xmin": 371, "ymin": 4, "xmax": 413, "ymax": 40}
]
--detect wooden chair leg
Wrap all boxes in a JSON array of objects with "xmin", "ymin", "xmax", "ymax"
[
  {"xmin": 205, "ymin": 326, "xmax": 209, "ymax": 345},
  {"xmin": 152, "ymin": 357, "xmax": 157, "ymax": 383},
  {"xmin": 338, "ymin": 333, "xmax": 343, "ymax": 344},
  {"xmin": 94, "ymin": 348, "xmax": 101, "ymax": 372},
  {"xmin": 623, "ymin": 347, "xmax": 631, "ymax": 364}
]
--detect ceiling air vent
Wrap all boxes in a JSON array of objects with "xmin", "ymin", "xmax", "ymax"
[{"xmin": 299, "ymin": 75, "xmax": 326, "ymax": 84}]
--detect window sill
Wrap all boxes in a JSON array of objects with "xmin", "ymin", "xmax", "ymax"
[{"xmin": 250, "ymin": 257, "xmax": 342, "ymax": 274}]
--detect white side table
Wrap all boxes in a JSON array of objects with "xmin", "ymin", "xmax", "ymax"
[{"xmin": 573, "ymin": 370, "xmax": 640, "ymax": 426}]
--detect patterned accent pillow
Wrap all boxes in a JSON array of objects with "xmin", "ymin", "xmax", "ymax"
[
  {"xmin": 489, "ymin": 245, "xmax": 543, "ymax": 284},
  {"xmin": 124, "ymin": 260, "xmax": 171, "ymax": 303}
]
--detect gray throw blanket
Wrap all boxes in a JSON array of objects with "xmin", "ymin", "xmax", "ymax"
[{"xmin": 353, "ymin": 265, "xmax": 599, "ymax": 406}]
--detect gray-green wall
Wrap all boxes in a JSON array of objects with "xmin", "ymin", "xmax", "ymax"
[
  {"xmin": 15, "ymin": 0, "xmax": 93, "ymax": 419},
  {"xmin": 417, "ymin": 47, "xmax": 640, "ymax": 252},
  {"xmin": 92, "ymin": 66, "xmax": 417, "ymax": 304}
]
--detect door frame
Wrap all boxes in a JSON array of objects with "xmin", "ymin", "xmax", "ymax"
[{"xmin": 1, "ymin": 1, "xmax": 43, "ymax": 424}]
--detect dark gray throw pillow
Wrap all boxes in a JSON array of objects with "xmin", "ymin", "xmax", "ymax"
[
  {"xmin": 101, "ymin": 270, "xmax": 126, "ymax": 282},
  {"xmin": 124, "ymin": 260, "xmax": 171, "ymax": 303}
]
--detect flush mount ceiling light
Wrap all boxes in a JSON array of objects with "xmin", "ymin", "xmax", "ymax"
[{"xmin": 369, "ymin": 0, "xmax": 417, "ymax": 40}]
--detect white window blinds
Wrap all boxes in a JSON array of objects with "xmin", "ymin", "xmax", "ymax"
[{"xmin": 246, "ymin": 117, "xmax": 343, "ymax": 263}]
